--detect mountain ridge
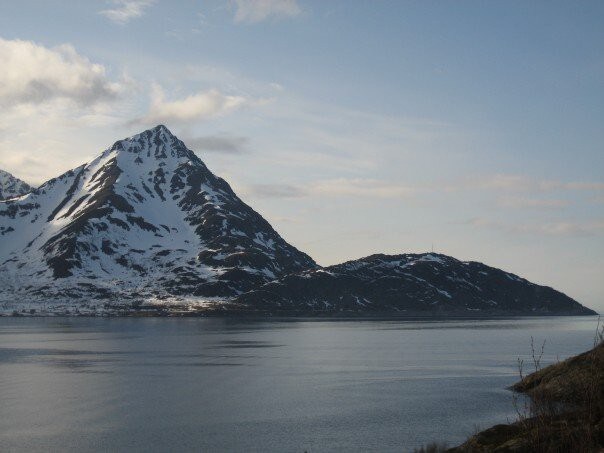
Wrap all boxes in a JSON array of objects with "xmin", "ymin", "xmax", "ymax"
[
  {"xmin": 0, "ymin": 169, "xmax": 32, "ymax": 200},
  {"xmin": 234, "ymin": 252, "xmax": 596, "ymax": 315},
  {"xmin": 0, "ymin": 126, "xmax": 596, "ymax": 316}
]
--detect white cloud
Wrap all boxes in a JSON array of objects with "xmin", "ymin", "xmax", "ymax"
[
  {"xmin": 0, "ymin": 39, "xmax": 136, "ymax": 184},
  {"xmin": 269, "ymin": 82, "xmax": 285, "ymax": 92},
  {"xmin": 0, "ymin": 37, "xmax": 123, "ymax": 107},
  {"xmin": 99, "ymin": 0, "xmax": 156, "ymax": 25},
  {"xmin": 232, "ymin": 0, "xmax": 301, "ymax": 23},
  {"xmin": 137, "ymin": 84, "xmax": 250, "ymax": 125}
]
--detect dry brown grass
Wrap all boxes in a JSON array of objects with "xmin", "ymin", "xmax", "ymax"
[{"xmin": 450, "ymin": 318, "xmax": 604, "ymax": 452}]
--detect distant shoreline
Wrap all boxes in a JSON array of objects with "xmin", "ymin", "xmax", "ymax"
[{"xmin": 1, "ymin": 308, "xmax": 599, "ymax": 319}]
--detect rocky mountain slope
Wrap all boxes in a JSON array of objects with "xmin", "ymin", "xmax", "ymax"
[
  {"xmin": 0, "ymin": 169, "xmax": 31, "ymax": 200},
  {"xmin": 0, "ymin": 125, "xmax": 315, "ymax": 306},
  {"xmin": 234, "ymin": 253, "xmax": 596, "ymax": 315}
]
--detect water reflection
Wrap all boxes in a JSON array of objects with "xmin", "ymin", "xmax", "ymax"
[
  {"xmin": 0, "ymin": 316, "xmax": 598, "ymax": 452},
  {"xmin": 215, "ymin": 340, "xmax": 285, "ymax": 348}
]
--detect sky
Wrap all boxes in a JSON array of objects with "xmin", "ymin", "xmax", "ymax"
[{"xmin": 0, "ymin": 0, "xmax": 603, "ymax": 312}]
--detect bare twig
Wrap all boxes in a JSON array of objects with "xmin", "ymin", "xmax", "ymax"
[
  {"xmin": 593, "ymin": 315, "xmax": 603, "ymax": 348},
  {"xmin": 530, "ymin": 336, "xmax": 545, "ymax": 373}
]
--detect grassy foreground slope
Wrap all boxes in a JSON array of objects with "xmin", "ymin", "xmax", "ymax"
[{"xmin": 450, "ymin": 340, "xmax": 604, "ymax": 452}]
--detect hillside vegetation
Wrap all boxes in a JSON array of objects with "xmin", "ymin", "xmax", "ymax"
[{"xmin": 451, "ymin": 334, "xmax": 604, "ymax": 452}]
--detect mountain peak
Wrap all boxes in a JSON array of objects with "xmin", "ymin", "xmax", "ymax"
[
  {"xmin": 108, "ymin": 125, "xmax": 198, "ymax": 164},
  {"xmin": 0, "ymin": 126, "xmax": 316, "ymax": 300},
  {"xmin": 0, "ymin": 169, "xmax": 32, "ymax": 200},
  {"xmin": 151, "ymin": 124, "xmax": 171, "ymax": 133},
  {"xmin": 133, "ymin": 124, "xmax": 177, "ymax": 142}
]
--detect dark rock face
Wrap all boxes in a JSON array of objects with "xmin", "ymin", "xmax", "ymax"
[
  {"xmin": 0, "ymin": 169, "xmax": 31, "ymax": 200},
  {"xmin": 235, "ymin": 253, "xmax": 596, "ymax": 315},
  {"xmin": 0, "ymin": 125, "xmax": 316, "ymax": 301}
]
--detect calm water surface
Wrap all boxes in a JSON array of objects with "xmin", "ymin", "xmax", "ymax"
[{"xmin": 0, "ymin": 316, "xmax": 599, "ymax": 452}]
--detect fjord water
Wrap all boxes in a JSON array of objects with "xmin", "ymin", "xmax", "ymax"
[{"xmin": 0, "ymin": 317, "xmax": 599, "ymax": 452}]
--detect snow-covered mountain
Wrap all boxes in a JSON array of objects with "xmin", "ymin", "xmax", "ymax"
[
  {"xmin": 0, "ymin": 126, "xmax": 596, "ymax": 316},
  {"xmin": 235, "ymin": 253, "xmax": 596, "ymax": 315},
  {"xmin": 0, "ymin": 125, "xmax": 315, "ymax": 307},
  {"xmin": 0, "ymin": 169, "xmax": 31, "ymax": 200}
]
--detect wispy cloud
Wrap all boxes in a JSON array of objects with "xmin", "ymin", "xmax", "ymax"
[
  {"xmin": 232, "ymin": 0, "xmax": 301, "ymax": 23},
  {"xmin": 0, "ymin": 37, "xmax": 124, "ymax": 107},
  {"xmin": 0, "ymin": 105, "xmax": 131, "ymax": 185},
  {"xmin": 311, "ymin": 178, "xmax": 415, "ymax": 198},
  {"xmin": 540, "ymin": 181, "xmax": 604, "ymax": 191},
  {"xmin": 592, "ymin": 194, "xmax": 604, "ymax": 204},
  {"xmin": 135, "ymin": 84, "xmax": 250, "ymax": 125},
  {"xmin": 497, "ymin": 196, "xmax": 570, "ymax": 209},
  {"xmin": 468, "ymin": 217, "xmax": 604, "ymax": 237},
  {"xmin": 249, "ymin": 184, "xmax": 307, "ymax": 198},
  {"xmin": 248, "ymin": 178, "xmax": 415, "ymax": 199},
  {"xmin": 99, "ymin": 0, "xmax": 156, "ymax": 25},
  {"xmin": 450, "ymin": 174, "xmax": 604, "ymax": 193},
  {"xmin": 185, "ymin": 134, "xmax": 248, "ymax": 154}
]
